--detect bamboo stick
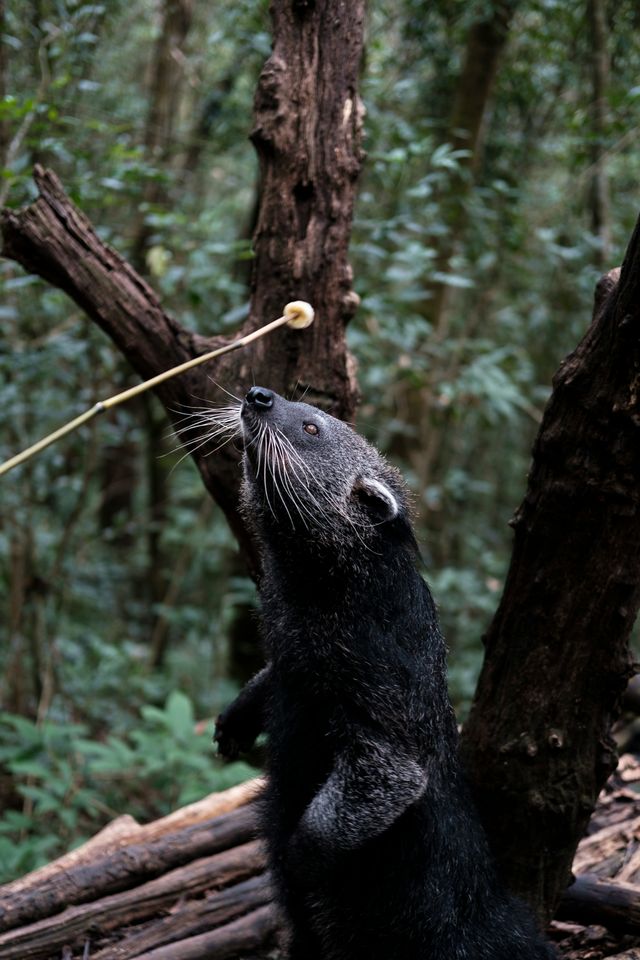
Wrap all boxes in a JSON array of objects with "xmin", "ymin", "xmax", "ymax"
[{"xmin": 0, "ymin": 302, "xmax": 314, "ymax": 478}]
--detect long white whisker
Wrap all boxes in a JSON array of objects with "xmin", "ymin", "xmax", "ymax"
[
  {"xmin": 174, "ymin": 419, "xmax": 238, "ymax": 438},
  {"xmin": 163, "ymin": 399, "xmax": 243, "ymax": 470},
  {"xmin": 275, "ymin": 429, "xmax": 375, "ymax": 551},
  {"xmin": 261, "ymin": 425, "xmax": 277, "ymax": 521},
  {"xmin": 276, "ymin": 454, "xmax": 311, "ymax": 530},
  {"xmin": 272, "ymin": 432, "xmax": 314, "ymax": 530},
  {"xmin": 275, "ymin": 432, "xmax": 336, "ymax": 522},
  {"xmin": 204, "ymin": 376, "xmax": 242, "ymax": 403},
  {"xmin": 169, "ymin": 429, "xmax": 235, "ymax": 468},
  {"xmin": 166, "ymin": 401, "xmax": 242, "ymax": 451},
  {"xmin": 244, "ymin": 420, "xmax": 377, "ymax": 554},
  {"xmin": 270, "ymin": 434, "xmax": 294, "ymax": 527},
  {"xmin": 271, "ymin": 429, "xmax": 336, "ymax": 529}
]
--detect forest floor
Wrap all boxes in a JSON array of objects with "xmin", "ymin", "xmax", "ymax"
[
  {"xmin": 0, "ymin": 758, "xmax": 638, "ymax": 959},
  {"xmin": 548, "ymin": 752, "xmax": 640, "ymax": 959}
]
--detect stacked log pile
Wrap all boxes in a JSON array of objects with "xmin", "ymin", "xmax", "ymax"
[
  {"xmin": 0, "ymin": 780, "xmax": 277, "ymax": 960},
  {"xmin": 1, "ymin": 760, "xmax": 639, "ymax": 959}
]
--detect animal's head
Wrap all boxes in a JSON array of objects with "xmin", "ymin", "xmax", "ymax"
[{"xmin": 235, "ymin": 387, "xmax": 412, "ymax": 555}]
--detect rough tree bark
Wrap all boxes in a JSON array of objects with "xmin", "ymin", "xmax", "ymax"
[
  {"xmin": 460, "ymin": 255, "xmax": 640, "ymax": 921},
  {"xmin": 245, "ymin": 0, "xmax": 364, "ymax": 411},
  {"xmin": 0, "ymin": 0, "xmax": 365, "ymax": 579}
]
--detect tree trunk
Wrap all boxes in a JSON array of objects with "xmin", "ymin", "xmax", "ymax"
[
  {"xmin": 130, "ymin": 0, "xmax": 194, "ymax": 269},
  {"xmin": 425, "ymin": 0, "xmax": 518, "ymax": 335},
  {"xmin": 181, "ymin": 75, "xmax": 235, "ymax": 179},
  {"xmin": 246, "ymin": 0, "xmax": 365, "ymax": 415},
  {"xmin": 0, "ymin": 0, "xmax": 9, "ymax": 161},
  {"xmin": 460, "ymin": 258, "xmax": 640, "ymax": 921},
  {"xmin": 126, "ymin": 0, "xmax": 194, "ymax": 648},
  {"xmin": 557, "ymin": 873, "xmax": 640, "ymax": 936},
  {"xmin": 391, "ymin": 0, "xmax": 519, "ymax": 550}
]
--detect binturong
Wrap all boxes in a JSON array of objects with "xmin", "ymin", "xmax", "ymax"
[{"xmin": 214, "ymin": 386, "xmax": 555, "ymax": 960}]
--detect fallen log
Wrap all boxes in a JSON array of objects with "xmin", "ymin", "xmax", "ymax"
[
  {"xmin": 557, "ymin": 873, "xmax": 640, "ymax": 935},
  {"xmin": 92, "ymin": 875, "xmax": 273, "ymax": 960},
  {"xmin": 618, "ymin": 846, "xmax": 640, "ymax": 884},
  {"xmin": 0, "ymin": 841, "xmax": 266, "ymax": 960},
  {"xmin": 572, "ymin": 815, "xmax": 640, "ymax": 875},
  {"xmin": 1, "ymin": 779, "xmax": 261, "ymax": 899},
  {"xmin": 125, "ymin": 903, "xmax": 278, "ymax": 960},
  {"xmin": 0, "ymin": 803, "xmax": 259, "ymax": 934}
]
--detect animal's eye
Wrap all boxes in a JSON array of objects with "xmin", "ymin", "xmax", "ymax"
[{"xmin": 303, "ymin": 422, "xmax": 319, "ymax": 436}]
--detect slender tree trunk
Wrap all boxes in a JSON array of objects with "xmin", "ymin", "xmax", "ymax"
[
  {"xmin": 425, "ymin": 0, "xmax": 518, "ymax": 335},
  {"xmin": 144, "ymin": 395, "xmax": 170, "ymax": 658},
  {"xmin": 391, "ymin": 0, "xmax": 519, "ymax": 548},
  {"xmin": 97, "ymin": 0, "xmax": 194, "ymax": 572},
  {"xmin": 130, "ymin": 0, "xmax": 194, "ymax": 269},
  {"xmin": 107, "ymin": 0, "xmax": 194, "ymax": 649},
  {"xmin": 98, "ymin": 431, "xmax": 138, "ymax": 546},
  {"xmin": 181, "ymin": 75, "xmax": 235, "ymax": 180},
  {"xmin": 460, "ymin": 259, "xmax": 640, "ymax": 921},
  {"xmin": 5, "ymin": 528, "xmax": 30, "ymax": 714},
  {"xmin": 587, "ymin": 0, "xmax": 611, "ymax": 269},
  {"xmin": 0, "ymin": 0, "xmax": 9, "ymax": 160}
]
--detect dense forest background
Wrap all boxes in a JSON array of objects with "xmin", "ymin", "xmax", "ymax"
[{"xmin": 1, "ymin": 0, "xmax": 640, "ymax": 883}]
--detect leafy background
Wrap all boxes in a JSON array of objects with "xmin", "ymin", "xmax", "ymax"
[{"xmin": 1, "ymin": 0, "xmax": 639, "ymax": 880}]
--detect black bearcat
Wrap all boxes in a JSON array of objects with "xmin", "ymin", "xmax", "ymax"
[{"xmin": 214, "ymin": 386, "xmax": 554, "ymax": 960}]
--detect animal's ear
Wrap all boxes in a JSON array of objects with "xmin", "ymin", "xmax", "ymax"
[{"xmin": 352, "ymin": 477, "xmax": 400, "ymax": 523}]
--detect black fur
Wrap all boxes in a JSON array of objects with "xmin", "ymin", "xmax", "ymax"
[{"xmin": 215, "ymin": 388, "xmax": 554, "ymax": 960}]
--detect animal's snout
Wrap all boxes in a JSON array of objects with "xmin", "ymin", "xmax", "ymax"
[{"xmin": 245, "ymin": 386, "xmax": 275, "ymax": 411}]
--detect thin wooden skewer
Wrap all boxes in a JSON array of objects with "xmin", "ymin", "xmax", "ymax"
[{"xmin": 0, "ymin": 301, "xmax": 315, "ymax": 478}]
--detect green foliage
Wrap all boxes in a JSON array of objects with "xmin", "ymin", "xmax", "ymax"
[{"xmin": 0, "ymin": 693, "xmax": 256, "ymax": 883}]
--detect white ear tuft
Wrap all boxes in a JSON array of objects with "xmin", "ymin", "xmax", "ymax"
[{"xmin": 353, "ymin": 477, "xmax": 399, "ymax": 522}]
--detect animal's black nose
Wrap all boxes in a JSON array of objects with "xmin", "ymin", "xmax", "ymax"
[{"xmin": 246, "ymin": 386, "xmax": 275, "ymax": 410}]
